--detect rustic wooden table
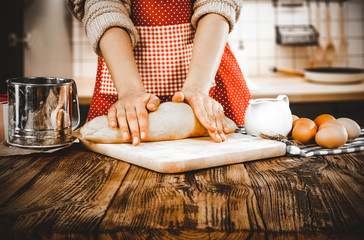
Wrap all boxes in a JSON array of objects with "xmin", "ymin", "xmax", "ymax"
[{"xmin": 0, "ymin": 145, "xmax": 363, "ymax": 239}]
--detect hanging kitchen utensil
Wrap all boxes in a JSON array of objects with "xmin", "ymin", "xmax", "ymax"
[
  {"xmin": 313, "ymin": 0, "xmax": 325, "ymax": 62},
  {"xmin": 273, "ymin": 0, "xmax": 319, "ymax": 46},
  {"xmin": 324, "ymin": 0, "xmax": 336, "ymax": 65},
  {"xmin": 338, "ymin": 0, "xmax": 348, "ymax": 63},
  {"xmin": 273, "ymin": 67, "xmax": 364, "ymax": 83}
]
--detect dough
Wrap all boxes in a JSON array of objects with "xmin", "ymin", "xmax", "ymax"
[{"xmin": 80, "ymin": 102, "xmax": 237, "ymax": 143}]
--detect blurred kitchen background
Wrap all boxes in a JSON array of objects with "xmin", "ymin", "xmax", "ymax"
[{"xmin": 1, "ymin": 0, "xmax": 364, "ymax": 125}]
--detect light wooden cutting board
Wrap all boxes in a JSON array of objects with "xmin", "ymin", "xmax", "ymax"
[{"xmin": 80, "ymin": 133, "xmax": 286, "ymax": 173}]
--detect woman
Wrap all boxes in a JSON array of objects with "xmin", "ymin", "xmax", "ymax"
[{"xmin": 67, "ymin": 0, "xmax": 251, "ymax": 145}]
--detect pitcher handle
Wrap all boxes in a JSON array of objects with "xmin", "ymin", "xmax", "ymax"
[
  {"xmin": 71, "ymin": 80, "xmax": 80, "ymax": 131},
  {"xmin": 277, "ymin": 95, "xmax": 289, "ymax": 105}
]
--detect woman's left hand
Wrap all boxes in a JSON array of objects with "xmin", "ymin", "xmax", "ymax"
[{"xmin": 172, "ymin": 91, "xmax": 229, "ymax": 143}]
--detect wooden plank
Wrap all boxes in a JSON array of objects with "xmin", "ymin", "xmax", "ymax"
[
  {"xmin": 99, "ymin": 230, "xmax": 263, "ymax": 240},
  {"xmin": 317, "ymin": 153, "xmax": 364, "ymax": 232},
  {"xmin": 1, "ymin": 145, "xmax": 363, "ymax": 238},
  {"xmin": 0, "ymin": 232, "xmax": 96, "ymax": 240},
  {"xmin": 0, "ymin": 147, "xmax": 130, "ymax": 233},
  {"xmin": 99, "ymin": 230, "xmax": 362, "ymax": 240},
  {"xmin": 191, "ymin": 164, "xmax": 265, "ymax": 231},
  {"xmin": 1, "ymin": 229, "xmax": 362, "ymax": 240},
  {"xmin": 0, "ymin": 154, "xmax": 53, "ymax": 205},
  {"xmin": 99, "ymin": 163, "xmax": 265, "ymax": 232},
  {"xmin": 244, "ymin": 152, "xmax": 364, "ymax": 235}
]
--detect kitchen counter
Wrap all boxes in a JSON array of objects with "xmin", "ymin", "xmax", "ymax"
[
  {"xmin": 246, "ymin": 76, "xmax": 364, "ymax": 103},
  {"xmin": 75, "ymin": 76, "xmax": 364, "ymax": 105},
  {"xmin": 0, "ymin": 144, "xmax": 363, "ymax": 239}
]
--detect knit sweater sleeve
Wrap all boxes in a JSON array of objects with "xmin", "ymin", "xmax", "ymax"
[
  {"xmin": 191, "ymin": 0, "xmax": 242, "ymax": 32},
  {"xmin": 66, "ymin": 0, "xmax": 138, "ymax": 57}
]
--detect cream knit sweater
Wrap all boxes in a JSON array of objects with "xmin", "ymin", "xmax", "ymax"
[{"xmin": 66, "ymin": 0, "xmax": 242, "ymax": 57}]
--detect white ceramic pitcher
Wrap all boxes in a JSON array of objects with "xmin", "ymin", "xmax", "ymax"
[{"xmin": 244, "ymin": 95, "xmax": 292, "ymax": 137}]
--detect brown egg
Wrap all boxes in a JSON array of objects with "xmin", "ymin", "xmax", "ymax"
[
  {"xmin": 315, "ymin": 125, "xmax": 348, "ymax": 148},
  {"xmin": 318, "ymin": 119, "xmax": 343, "ymax": 131},
  {"xmin": 292, "ymin": 118, "xmax": 317, "ymax": 130},
  {"xmin": 314, "ymin": 114, "xmax": 335, "ymax": 128},
  {"xmin": 292, "ymin": 123, "xmax": 317, "ymax": 145},
  {"xmin": 336, "ymin": 118, "xmax": 361, "ymax": 140}
]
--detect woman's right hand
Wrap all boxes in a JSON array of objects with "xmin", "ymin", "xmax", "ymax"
[
  {"xmin": 107, "ymin": 91, "xmax": 160, "ymax": 146},
  {"xmin": 100, "ymin": 27, "xmax": 161, "ymax": 145}
]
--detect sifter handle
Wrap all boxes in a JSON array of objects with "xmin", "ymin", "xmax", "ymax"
[{"xmin": 71, "ymin": 80, "xmax": 80, "ymax": 131}]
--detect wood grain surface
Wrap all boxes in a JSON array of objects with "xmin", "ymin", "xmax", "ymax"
[{"xmin": 0, "ymin": 145, "xmax": 363, "ymax": 239}]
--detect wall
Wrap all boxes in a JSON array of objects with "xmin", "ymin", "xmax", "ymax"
[
  {"xmin": 229, "ymin": 0, "xmax": 364, "ymax": 77},
  {"xmin": 72, "ymin": 19, "xmax": 98, "ymax": 81},
  {"xmin": 72, "ymin": 0, "xmax": 364, "ymax": 81}
]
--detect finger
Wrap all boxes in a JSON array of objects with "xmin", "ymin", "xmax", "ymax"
[
  {"xmin": 135, "ymin": 103, "xmax": 149, "ymax": 141},
  {"xmin": 115, "ymin": 107, "xmax": 130, "ymax": 141},
  {"xmin": 172, "ymin": 91, "xmax": 185, "ymax": 103},
  {"xmin": 147, "ymin": 95, "xmax": 160, "ymax": 112},
  {"xmin": 213, "ymin": 103, "xmax": 226, "ymax": 141},
  {"xmin": 217, "ymin": 106, "xmax": 230, "ymax": 134},
  {"xmin": 194, "ymin": 103, "xmax": 217, "ymax": 134},
  {"xmin": 190, "ymin": 98, "xmax": 219, "ymax": 142},
  {"xmin": 125, "ymin": 106, "xmax": 140, "ymax": 146},
  {"xmin": 203, "ymin": 97, "xmax": 216, "ymax": 124},
  {"xmin": 203, "ymin": 99, "xmax": 222, "ymax": 143},
  {"xmin": 208, "ymin": 129, "xmax": 222, "ymax": 143},
  {"xmin": 107, "ymin": 105, "xmax": 118, "ymax": 128},
  {"xmin": 222, "ymin": 116, "xmax": 229, "ymax": 134},
  {"xmin": 222, "ymin": 116, "xmax": 230, "ymax": 134}
]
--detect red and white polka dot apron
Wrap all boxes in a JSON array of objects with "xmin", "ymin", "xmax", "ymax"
[{"xmin": 87, "ymin": 0, "xmax": 251, "ymax": 125}]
